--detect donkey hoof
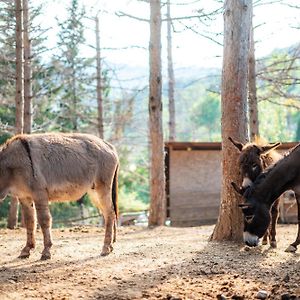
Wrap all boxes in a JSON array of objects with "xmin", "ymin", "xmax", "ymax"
[
  {"xmin": 262, "ymin": 240, "xmax": 268, "ymax": 245},
  {"xmin": 285, "ymin": 245, "xmax": 297, "ymax": 253},
  {"xmin": 41, "ymin": 252, "xmax": 51, "ymax": 260},
  {"xmin": 270, "ymin": 241, "xmax": 277, "ymax": 248},
  {"xmin": 101, "ymin": 245, "xmax": 113, "ymax": 256},
  {"xmin": 18, "ymin": 252, "xmax": 30, "ymax": 259}
]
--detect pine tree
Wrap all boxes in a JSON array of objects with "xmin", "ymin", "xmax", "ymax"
[{"xmin": 55, "ymin": 0, "xmax": 93, "ymax": 131}]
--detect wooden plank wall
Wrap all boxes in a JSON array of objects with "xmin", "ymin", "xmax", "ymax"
[{"xmin": 168, "ymin": 148, "xmax": 221, "ymax": 226}]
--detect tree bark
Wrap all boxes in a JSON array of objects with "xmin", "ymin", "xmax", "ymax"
[
  {"xmin": 167, "ymin": 0, "xmax": 176, "ymax": 141},
  {"xmin": 15, "ymin": 0, "xmax": 24, "ymax": 134},
  {"xmin": 8, "ymin": 0, "xmax": 24, "ymax": 229},
  {"xmin": 211, "ymin": 0, "xmax": 251, "ymax": 241},
  {"xmin": 95, "ymin": 14, "xmax": 104, "ymax": 139},
  {"xmin": 23, "ymin": 0, "xmax": 32, "ymax": 134},
  {"xmin": 248, "ymin": 17, "xmax": 259, "ymax": 141},
  {"xmin": 148, "ymin": 0, "xmax": 166, "ymax": 226}
]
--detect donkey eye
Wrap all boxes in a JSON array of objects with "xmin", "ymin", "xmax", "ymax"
[
  {"xmin": 245, "ymin": 215, "xmax": 254, "ymax": 224},
  {"xmin": 252, "ymin": 164, "xmax": 258, "ymax": 170}
]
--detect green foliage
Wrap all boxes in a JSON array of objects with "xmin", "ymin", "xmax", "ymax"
[
  {"xmin": 118, "ymin": 148, "xmax": 149, "ymax": 205},
  {"xmin": 257, "ymin": 46, "xmax": 300, "ymax": 142},
  {"xmin": 119, "ymin": 188, "xmax": 148, "ymax": 213},
  {"xmin": 191, "ymin": 90, "xmax": 221, "ymax": 141},
  {"xmin": 50, "ymin": 202, "xmax": 82, "ymax": 226},
  {"xmin": 0, "ymin": 132, "xmax": 12, "ymax": 144},
  {"xmin": 54, "ymin": 0, "xmax": 95, "ymax": 131},
  {"xmin": 173, "ymin": 74, "xmax": 221, "ymax": 141},
  {"xmin": 0, "ymin": 197, "xmax": 10, "ymax": 227}
]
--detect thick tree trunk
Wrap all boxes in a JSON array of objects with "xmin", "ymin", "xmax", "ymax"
[
  {"xmin": 167, "ymin": 0, "xmax": 176, "ymax": 141},
  {"xmin": 211, "ymin": 0, "xmax": 251, "ymax": 241},
  {"xmin": 148, "ymin": 0, "xmax": 166, "ymax": 226},
  {"xmin": 248, "ymin": 20, "xmax": 259, "ymax": 141},
  {"xmin": 8, "ymin": 0, "xmax": 24, "ymax": 229},
  {"xmin": 23, "ymin": 0, "xmax": 32, "ymax": 134},
  {"xmin": 95, "ymin": 15, "xmax": 104, "ymax": 139}
]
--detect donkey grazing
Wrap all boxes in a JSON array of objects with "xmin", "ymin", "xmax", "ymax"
[
  {"xmin": 0, "ymin": 133, "xmax": 119, "ymax": 260},
  {"xmin": 229, "ymin": 137, "xmax": 281, "ymax": 247},
  {"xmin": 234, "ymin": 143, "xmax": 300, "ymax": 252}
]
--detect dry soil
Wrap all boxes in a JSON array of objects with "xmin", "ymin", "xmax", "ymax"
[{"xmin": 0, "ymin": 224, "xmax": 299, "ymax": 300}]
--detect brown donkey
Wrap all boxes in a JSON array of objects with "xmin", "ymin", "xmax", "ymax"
[
  {"xmin": 229, "ymin": 137, "xmax": 282, "ymax": 247},
  {"xmin": 0, "ymin": 133, "xmax": 119, "ymax": 260}
]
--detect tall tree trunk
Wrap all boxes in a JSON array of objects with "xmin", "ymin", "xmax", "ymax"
[
  {"xmin": 8, "ymin": 0, "xmax": 24, "ymax": 229},
  {"xmin": 248, "ymin": 18, "xmax": 258, "ymax": 141},
  {"xmin": 167, "ymin": 0, "xmax": 176, "ymax": 141},
  {"xmin": 95, "ymin": 14, "xmax": 104, "ymax": 139},
  {"xmin": 23, "ymin": 0, "xmax": 32, "ymax": 134},
  {"xmin": 148, "ymin": 0, "xmax": 166, "ymax": 226},
  {"xmin": 72, "ymin": 62, "xmax": 77, "ymax": 131},
  {"xmin": 15, "ymin": 0, "xmax": 24, "ymax": 134},
  {"xmin": 211, "ymin": 0, "xmax": 251, "ymax": 241}
]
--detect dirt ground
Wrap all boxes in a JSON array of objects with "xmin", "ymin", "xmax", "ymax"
[{"xmin": 0, "ymin": 224, "xmax": 299, "ymax": 300}]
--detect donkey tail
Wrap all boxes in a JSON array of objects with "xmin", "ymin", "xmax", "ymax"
[{"xmin": 112, "ymin": 163, "xmax": 119, "ymax": 219}]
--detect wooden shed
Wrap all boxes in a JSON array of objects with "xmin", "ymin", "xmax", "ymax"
[{"xmin": 165, "ymin": 141, "xmax": 298, "ymax": 227}]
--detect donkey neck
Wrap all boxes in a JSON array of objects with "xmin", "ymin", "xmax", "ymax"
[{"xmin": 250, "ymin": 145, "xmax": 300, "ymax": 206}]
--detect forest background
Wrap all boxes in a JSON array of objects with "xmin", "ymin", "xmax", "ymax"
[{"xmin": 0, "ymin": 0, "xmax": 299, "ymax": 226}]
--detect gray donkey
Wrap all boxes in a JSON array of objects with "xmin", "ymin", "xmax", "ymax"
[{"xmin": 0, "ymin": 133, "xmax": 119, "ymax": 260}]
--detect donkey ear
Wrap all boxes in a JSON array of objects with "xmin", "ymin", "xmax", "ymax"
[
  {"xmin": 231, "ymin": 182, "xmax": 244, "ymax": 195},
  {"xmin": 228, "ymin": 137, "xmax": 244, "ymax": 152},
  {"xmin": 261, "ymin": 142, "xmax": 281, "ymax": 154}
]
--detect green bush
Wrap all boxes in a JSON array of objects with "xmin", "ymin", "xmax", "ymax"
[{"xmin": 119, "ymin": 188, "xmax": 148, "ymax": 213}]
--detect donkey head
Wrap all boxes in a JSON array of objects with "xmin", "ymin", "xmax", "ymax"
[
  {"xmin": 231, "ymin": 181, "xmax": 272, "ymax": 247},
  {"xmin": 228, "ymin": 137, "xmax": 281, "ymax": 188},
  {"xmin": 239, "ymin": 198, "xmax": 271, "ymax": 247}
]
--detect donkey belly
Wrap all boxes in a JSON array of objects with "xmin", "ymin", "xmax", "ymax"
[{"xmin": 47, "ymin": 182, "xmax": 90, "ymax": 202}]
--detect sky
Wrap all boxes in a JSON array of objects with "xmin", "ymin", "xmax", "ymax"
[
  {"xmin": 89, "ymin": 0, "xmax": 299, "ymax": 67},
  {"xmin": 42, "ymin": 0, "xmax": 299, "ymax": 78}
]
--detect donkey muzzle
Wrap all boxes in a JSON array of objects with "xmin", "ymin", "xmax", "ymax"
[{"xmin": 243, "ymin": 231, "xmax": 259, "ymax": 247}]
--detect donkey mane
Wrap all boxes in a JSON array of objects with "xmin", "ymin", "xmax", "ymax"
[
  {"xmin": 0, "ymin": 134, "xmax": 24, "ymax": 151},
  {"xmin": 245, "ymin": 142, "xmax": 300, "ymax": 199},
  {"xmin": 283, "ymin": 142, "xmax": 300, "ymax": 158},
  {"xmin": 253, "ymin": 136, "xmax": 281, "ymax": 163}
]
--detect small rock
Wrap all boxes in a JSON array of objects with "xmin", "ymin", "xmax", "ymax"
[
  {"xmin": 216, "ymin": 294, "xmax": 227, "ymax": 300},
  {"xmin": 256, "ymin": 290, "xmax": 268, "ymax": 299},
  {"xmin": 244, "ymin": 246, "xmax": 251, "ymax": 251},
  {"xmin": 283, "ymin": 274, "xmax": 290, "ymax": 283},
  {"xmin": 166, "ymin": 294, "xmax": 182, "ymax": 300}
]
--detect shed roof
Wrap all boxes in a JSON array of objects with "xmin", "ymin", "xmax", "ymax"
[{"xmin": 165, "ymin": 141, "xmax": 299, "ymax": 151}]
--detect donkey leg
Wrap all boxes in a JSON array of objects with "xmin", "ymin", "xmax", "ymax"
[
  {"xmin": 262, "ymin": 232, "xmax": 268, "ymax": 245},
  {"xmin": 100, "ymin": 201, "xmax": 115, "ymax": 256},
  {"xmin": 18, "ymin": 198, "xmax": 36, "ymax": 259},
  {"xmin": 113, "ymin": 219, "xmax": 117, "ymax": 243},
  {"xmin": 269, "ymin": 199, "xmax": 280, "ymax": 248},
  {"xmin": 285, "ymin": 194, "xmax": 300, "ymax": 253},
  {"xmin": 88, "ymin": 183, "xmax": 115, "ymax": 256},
  {"xmin": 35, "ymin": 196, "xmax": 53, "ymax": 260}
]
